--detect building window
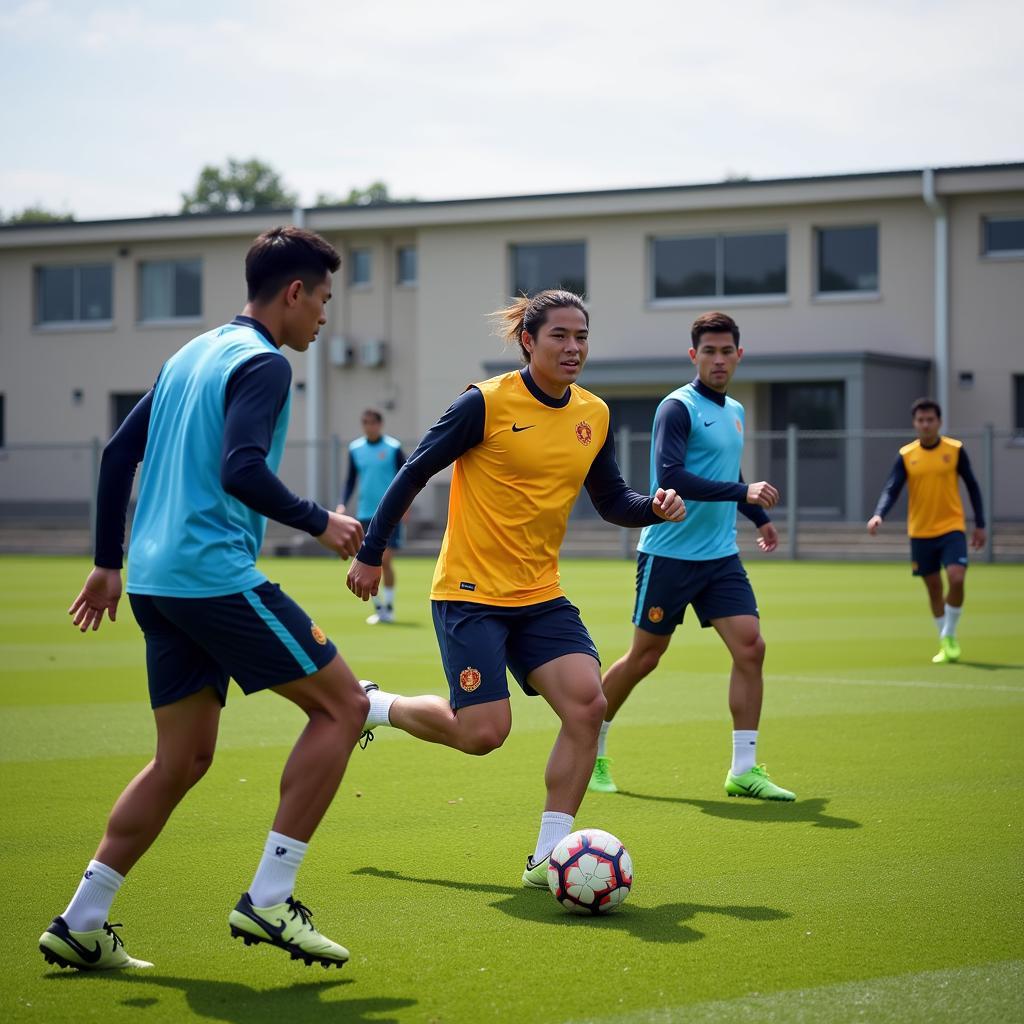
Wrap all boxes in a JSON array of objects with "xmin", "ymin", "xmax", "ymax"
[
  {"xmin": 983, "ymin": 216, "xmax": 1024, "ymax": 257},
  {"xmin": 816, "ymin": 225, "xmax": 878, "ymax": 293},
  {"xmin": 111, "ymin": 392, "xmax": 147, "ymax": 435},
  {"xmin": 511, "ymin": 242, "xmax": 586, "ymax": 297},
  {"xmin": 396, "ymin": 245, "xmax": 417, "ymax": 285},
  {"xmin": 350, "ymin": 248, "xmax": 372, "ymax": 286},
  {"xmin": 139, "ymin": 259, "xmax": 201, "ymax": 321},
  {"xmin": 35, "ymin": 264, "xmax": 113, "ymax": 324},
  {"xmin": 651, "ymin": 232, "xmax": 786, "ymax": 300},
  {"xmin": 1015, "ymin": 375, "xmax": 1024, "ymax": 434}
]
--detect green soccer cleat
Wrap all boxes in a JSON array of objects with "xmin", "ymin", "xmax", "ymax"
[
  {"xmin": 522, "ymin": 855, "xmax": 550, "ymax": 889},
  {"xmin": 39, "ymin": 917, "xmax": 153, "ymax": 971},
  {"xmin": 229, "ymin": 893, "xmax": 349, "ymax": 968},
  {"xmin": 725, "ymin": 764, "xmax": 796, "ymax": 801},
  {"xmin": 588, "ymin": 755, "xmax": 618, "ymax": 793},
  {"xmin": 932, "ymin": 635, "xmax": 961, "ymax": 664}
]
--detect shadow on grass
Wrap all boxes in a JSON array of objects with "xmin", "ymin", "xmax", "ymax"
[
  {"xmin": 614, "ymin": 791, "xmax": 861, "ymax": 830},
  {"xmin": 955, "ymin": 661, "xmax": 1024, "ymax": 672},
  {"xmin": 353, "ymin": 867, "xmax": 789, "ymax": 944},
  {"xmin": 44, "ymin": 972, "xmax": 416, "ymax": 1023}
]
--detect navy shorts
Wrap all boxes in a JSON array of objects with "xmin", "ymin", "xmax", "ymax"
[
  {"xmin": 632, "ymin": 552, "xmax": 759, "ymax": 634},
  {"xmin": 360, "ymin": 518, "xmax": 403, "ymax": 550},
  {"xmin": 128, "ymin": 581, "xmax": 338, "ymax": 709},
  {"xmin": 910, "ymin": 530, "xmax": 968, "ymax": 577},
  {"xmin": 431, "ymin": 597, "xmax": 600, "ymax": 709}
]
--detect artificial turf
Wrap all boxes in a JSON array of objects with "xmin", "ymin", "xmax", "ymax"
[{"xmin": 2, "ymin": 555, "xmax": 1022, "ymax": 1023}]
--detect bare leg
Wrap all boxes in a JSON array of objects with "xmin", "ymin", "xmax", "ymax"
[
  {"xmin": 95, "ymin": 687, "xmax": 222, "ymax": 876},
  {"xmin": 711, "ymin": 615, "xmax": 765, "ymax": 731},
  {"xmin": 389, "ymin": 695, "xmax": 511, "ymax": 756},
  {"xmin": 601, "ymin": 628, "xmax": 672, "ymax": 720},
  {"xmin": 529, "ymin": 654, "xmax": 607, "ymax": 814},
  {"xmin": 944, "ymin": 565, "xmax": 966, "ymax": 608},
  {"xmin": 269, "ymin": 654, "xmax": 370, "ymax": 841},
  {"xmin": 921, "ymin": 572, "xmax": 944, "ymax": 618}
]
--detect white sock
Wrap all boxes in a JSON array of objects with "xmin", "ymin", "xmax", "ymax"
[
  {"xmin": 942, "ymin": 603, "xmax": 963, "ymax": 639},
  {"xmin": 366, "ymin": 686, "xmax": 397, "ymax": 728},
  {"xmin": 934, "ymin": 616, "xmax": 945, "ymax": 636},
  {"xmin": 249, "ymin": 831, "xmax": 308, "ymax": 908},
  {"xmin": 62, "ymin": 859, "xmax": 124, "ymax": 932},
  {"xmin": 382, "ymin": 586, "xmax": 395, "ymax": 611},
  {"xmin": 372, "ymin": 595, "xmax": 383, "ymax": 611},
  {"xmin": 732, "ymin": 730, "xmax": 758, "ymax": 775},
  {"xmin": 532, "ymin": 811, "xmax": 574, "ymax": 864},
  {"xmin": 597, "ymin": 720, "xmax": 611, "ymax": 758}
]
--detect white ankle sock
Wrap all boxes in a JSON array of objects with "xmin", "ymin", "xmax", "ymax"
[
  {"xmin": 731, "ymin": 730, "xmax": 758, "ymax": 775},
  {"xmin": 934, "ymin": 615, "xmax": 945, "ymax": 636},
  {"xmin": 597, "ymin": 720, "xmax": 611, "ymax": 758},
  {"xmin": 62, "ymin": 859, "xmax": 124, "ymax": 932},
  {"xmin": 249, "ymin": 831, "xmax": 307, "ymax": 908},
  {"xmin": 532, "ymin": 811, "xmax": 574, "ymax": 864},
  {"xmin": 366, "ymin": 687, "xmax": 397, "ymax": 728},
  {"xmin": 942, "ymin": 603, "xmax": 962, "ymax": 639},
  {"xmin": 382, "ymin": 586, "xmax": 395, "ymax": 611}
]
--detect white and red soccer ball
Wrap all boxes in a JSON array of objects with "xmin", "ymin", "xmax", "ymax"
[{"xmin": 547, "ymin": 828, "xmax": 633, "ymax": 914}]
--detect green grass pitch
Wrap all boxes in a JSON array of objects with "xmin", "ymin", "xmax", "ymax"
[{"xmin": 3, "ymin": 555, "xmax": 1022, "ymax": 1023}]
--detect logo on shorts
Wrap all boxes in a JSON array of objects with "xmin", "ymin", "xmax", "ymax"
[
  {"xmin": 648, "ymin": 606, "xmax": 664, "ymax": 623},
  {"xmin": 310, "ymin": 622, "xmax": 327, "ymax": 645},
  {"xmin": 575, "ymin": 421, "xmax": 593, "ymax": 446},
  {"xmin": 459, "ymin": 667, "xmax": 482, "ymax": 693},
  {"xmin": 911, "ymin": 561, "xmax": 919, "ymax": 571}
]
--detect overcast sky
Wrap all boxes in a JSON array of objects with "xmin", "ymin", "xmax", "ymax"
[{"xmin": 2, "ymin": 0, "xmax": 1021, "ymax": 221}]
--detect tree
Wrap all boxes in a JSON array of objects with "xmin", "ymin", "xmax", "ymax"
[
  {"xmin": 314, "ymin": 181, "xmax": 414, "ymax": 207},
  {"xmin": 181, "ymin": 158, "xmax": 298, "ymax": 214},
  {"xmin": 4, "ymin": 205, "xmax": 74, "ymax": 224}
]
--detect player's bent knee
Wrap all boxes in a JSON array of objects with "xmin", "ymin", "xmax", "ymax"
[{"xmin": 460, "ymin": 722, "xmax": 510, "ymax": 756}]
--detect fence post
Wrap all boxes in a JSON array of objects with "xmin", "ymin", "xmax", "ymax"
[
  {"xmin": 89, "ymin": 437, "xmax": 101, "ymax": 547},
  {"xmin": 329, "ymin": 435, "xmax": 341, "ymax": 509},
  {"xmin": 786, "ymin": 424, "xmax": 798, "ymax": 559},
  {"xmin": 618, "ymin": 425, "xmax": 633, "ymax": 559},
  {"xmin": 982, "ymin": 423, "xmax": 994, "ymax": 564}
]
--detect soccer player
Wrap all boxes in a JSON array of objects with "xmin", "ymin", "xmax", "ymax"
[
  {"xmin": 39, "ymin": 227, "xmax": 372, "ymax": 972},
  {"xmin": 346, "ymin": 290, "xmax": 686, "ymax": 886},
  {"xmin": 589, "ymin": 311, "xmax": 795, "ymax": 802},
  {"xmin": 343, "ymin": 409, "xmax": 406, "ymax": 624},
  {"xmin": 867, "ymin": 397, "xmax": 986, "ymax": 663}
]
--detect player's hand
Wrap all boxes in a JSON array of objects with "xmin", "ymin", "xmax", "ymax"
[
  {"xmin": 971, "ymin": 527, "xmax": 987, "ymax": 550},
  {"xmin": 866, "ymin": 515, "xmax": 883, "ymax": 535},
  {"xmin": 652, "ymin": 487, "xmax": 686, "ymax": 522},
  {"xmin": 347, "ymin": 558, "xmax": 382, "ymax": 601},
  {"xmin": 745, "ymin": 481, "xmax": 779, "ymax": 510},
  {"xmin": 69, "ymin": 567, "xmax": 122, "ymax": 633},
  {"xmin": 316, "ymin": 505, "xmax": 364, "ymax": 559},
  {"xmin": 756, "ymin": 523, "xmax": 779, "ymax": 553}
]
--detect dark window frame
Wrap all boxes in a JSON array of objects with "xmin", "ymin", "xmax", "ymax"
[
  {"xmin": 1014, "ymin": 375, "xmax": 1024, "ymax": 434},
  {"xmin": 34, "ymin": 263, "xmax": 114, "ymax": 325},
  {"xmin": 814, "ymin": 224, "xmax": 879, "ymax": 295},
  {"xmin": 982, "ymin": 215, "xmax": 1024, "ymax": 259},
  {"xmin": 350, "ymin": 248, "xmax": 372, "ymax": 287},
  {"xmin": 396, "ymin": 245, "xmax": 417, "ymax": 286},
  {"xmin": 510, "ymin": 241, "xmax": 587, "ymax": 298},
  {"xmin": 137, "ymin": 258, "xmax": 203, "ymax": 322}
]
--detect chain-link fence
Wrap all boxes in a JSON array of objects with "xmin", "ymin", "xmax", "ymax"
[{"xmin": 2, "ymin": 428, "xmax": 1021, "ymax": 560}]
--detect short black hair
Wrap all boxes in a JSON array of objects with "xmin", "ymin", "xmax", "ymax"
[
  {"xmin": 245, "ymin": 226, "xmax": 341, "ymax": 302},
  {"xmin": 911, "ymin": 397, "xmax": 942, "ymax": 419},
  {"xmin": 691, "ymin": 311, "xmax": 740, "ymax": 345},
  {"xmin": 361, "ymin": 408, "xmax": 383, "ymax": 423}
]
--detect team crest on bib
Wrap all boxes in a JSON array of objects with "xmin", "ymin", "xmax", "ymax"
[
  {"xmin": 648, "ymin": 606, "xmax": 664, "ymax": 623},
  {"xmin": 942, "ymin": 454, "xmax": 951, "ymax": 463},
  {"xmin": 310, "ymin": 622, "xmax": 327, "ymax": 645},
  {"xmin": 459, "ymin": 667, "xmax": 482, "ymax": 692},
  {"xmin": 575, "ymin": 421, "xmax": 593, "ymax": 446}
]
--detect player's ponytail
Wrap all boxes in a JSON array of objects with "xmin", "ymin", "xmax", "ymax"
[{"xmin": 488, "ymin": 290, "xmax": 589, "ymax": 363}]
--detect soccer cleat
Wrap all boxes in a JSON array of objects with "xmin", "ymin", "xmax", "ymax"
[
  {"xmin": 366, "ymin": 609, "xmax": 394, "ymax": 625},
  {"xmin": 228, "ymin": 893, "xmax": 349, "ymax": 968},
  {"xmin": 39, "ymin": 917, "xmax": 153, "ymax": 971},
  {"xmin": 932, "ymin": 635, "xmax": 961, "ymax": 664},
  {"xmin": 588, "ymin": 755, "xmax": 618, "ymax": 793},
  {"xmin": 522, "ymin": 855, "xmax": 550, "ymax": 889},
  {"xmin": 725, "ymin": 764, "xmax": 796, "ymax": 801},
  {"xmin": 359, "ymin": 680, "xmax": 379, "ymax": 749}
]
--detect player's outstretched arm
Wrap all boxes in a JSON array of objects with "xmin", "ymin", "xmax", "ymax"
[
  {"xmin": 69, "ymin": 567, "xmax": 122, "ymax": 633},
  {"xmin": 869, "ymin": 455, "xmax": 907, "ymax": 534}
]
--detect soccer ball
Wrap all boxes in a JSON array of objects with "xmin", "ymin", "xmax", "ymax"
[{"xmin": 547, "ymin": 828, "xmax": 633, "ymax": 914}]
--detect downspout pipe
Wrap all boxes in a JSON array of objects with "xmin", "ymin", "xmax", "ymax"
[
  {"xmin": 922, "ymin": 169, "xmax": 950, "ymax": 421},
  {"xmin": 293, "ymin": 205, "xmax": 322, "ymax": 504}
]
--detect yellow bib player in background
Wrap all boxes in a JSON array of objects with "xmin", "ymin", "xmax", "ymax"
[
  {"xmin": 347, "ymin": 290, "xmax": 685, "ymax": 885},
  {"xmin": 868, "ymin": 398, "xmax": 986, "ymax": 663}
]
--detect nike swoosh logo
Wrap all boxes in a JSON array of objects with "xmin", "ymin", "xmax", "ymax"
[
  {"xmin": 54, "ymin": 928, "xmax": 103, "ymax": 963},
  {"xmin": 511, "ymin": 423, "xmax": 535, "ymax": 432},
  {"xmin": 704, "ymin": 420, "xmax": 716, "ymax": 427},
  {"xmin": 238, "ymin": 904, "xmax": 287, "ymax": 938}
]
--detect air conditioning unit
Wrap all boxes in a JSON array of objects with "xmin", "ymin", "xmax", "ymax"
[
  {"xmin": 360, "ymin": 339, "xmax": 389, "ymax": 368},
  {"xmin": 328, "ymin": 336, "xmax": 354, "ymax": 367}
]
